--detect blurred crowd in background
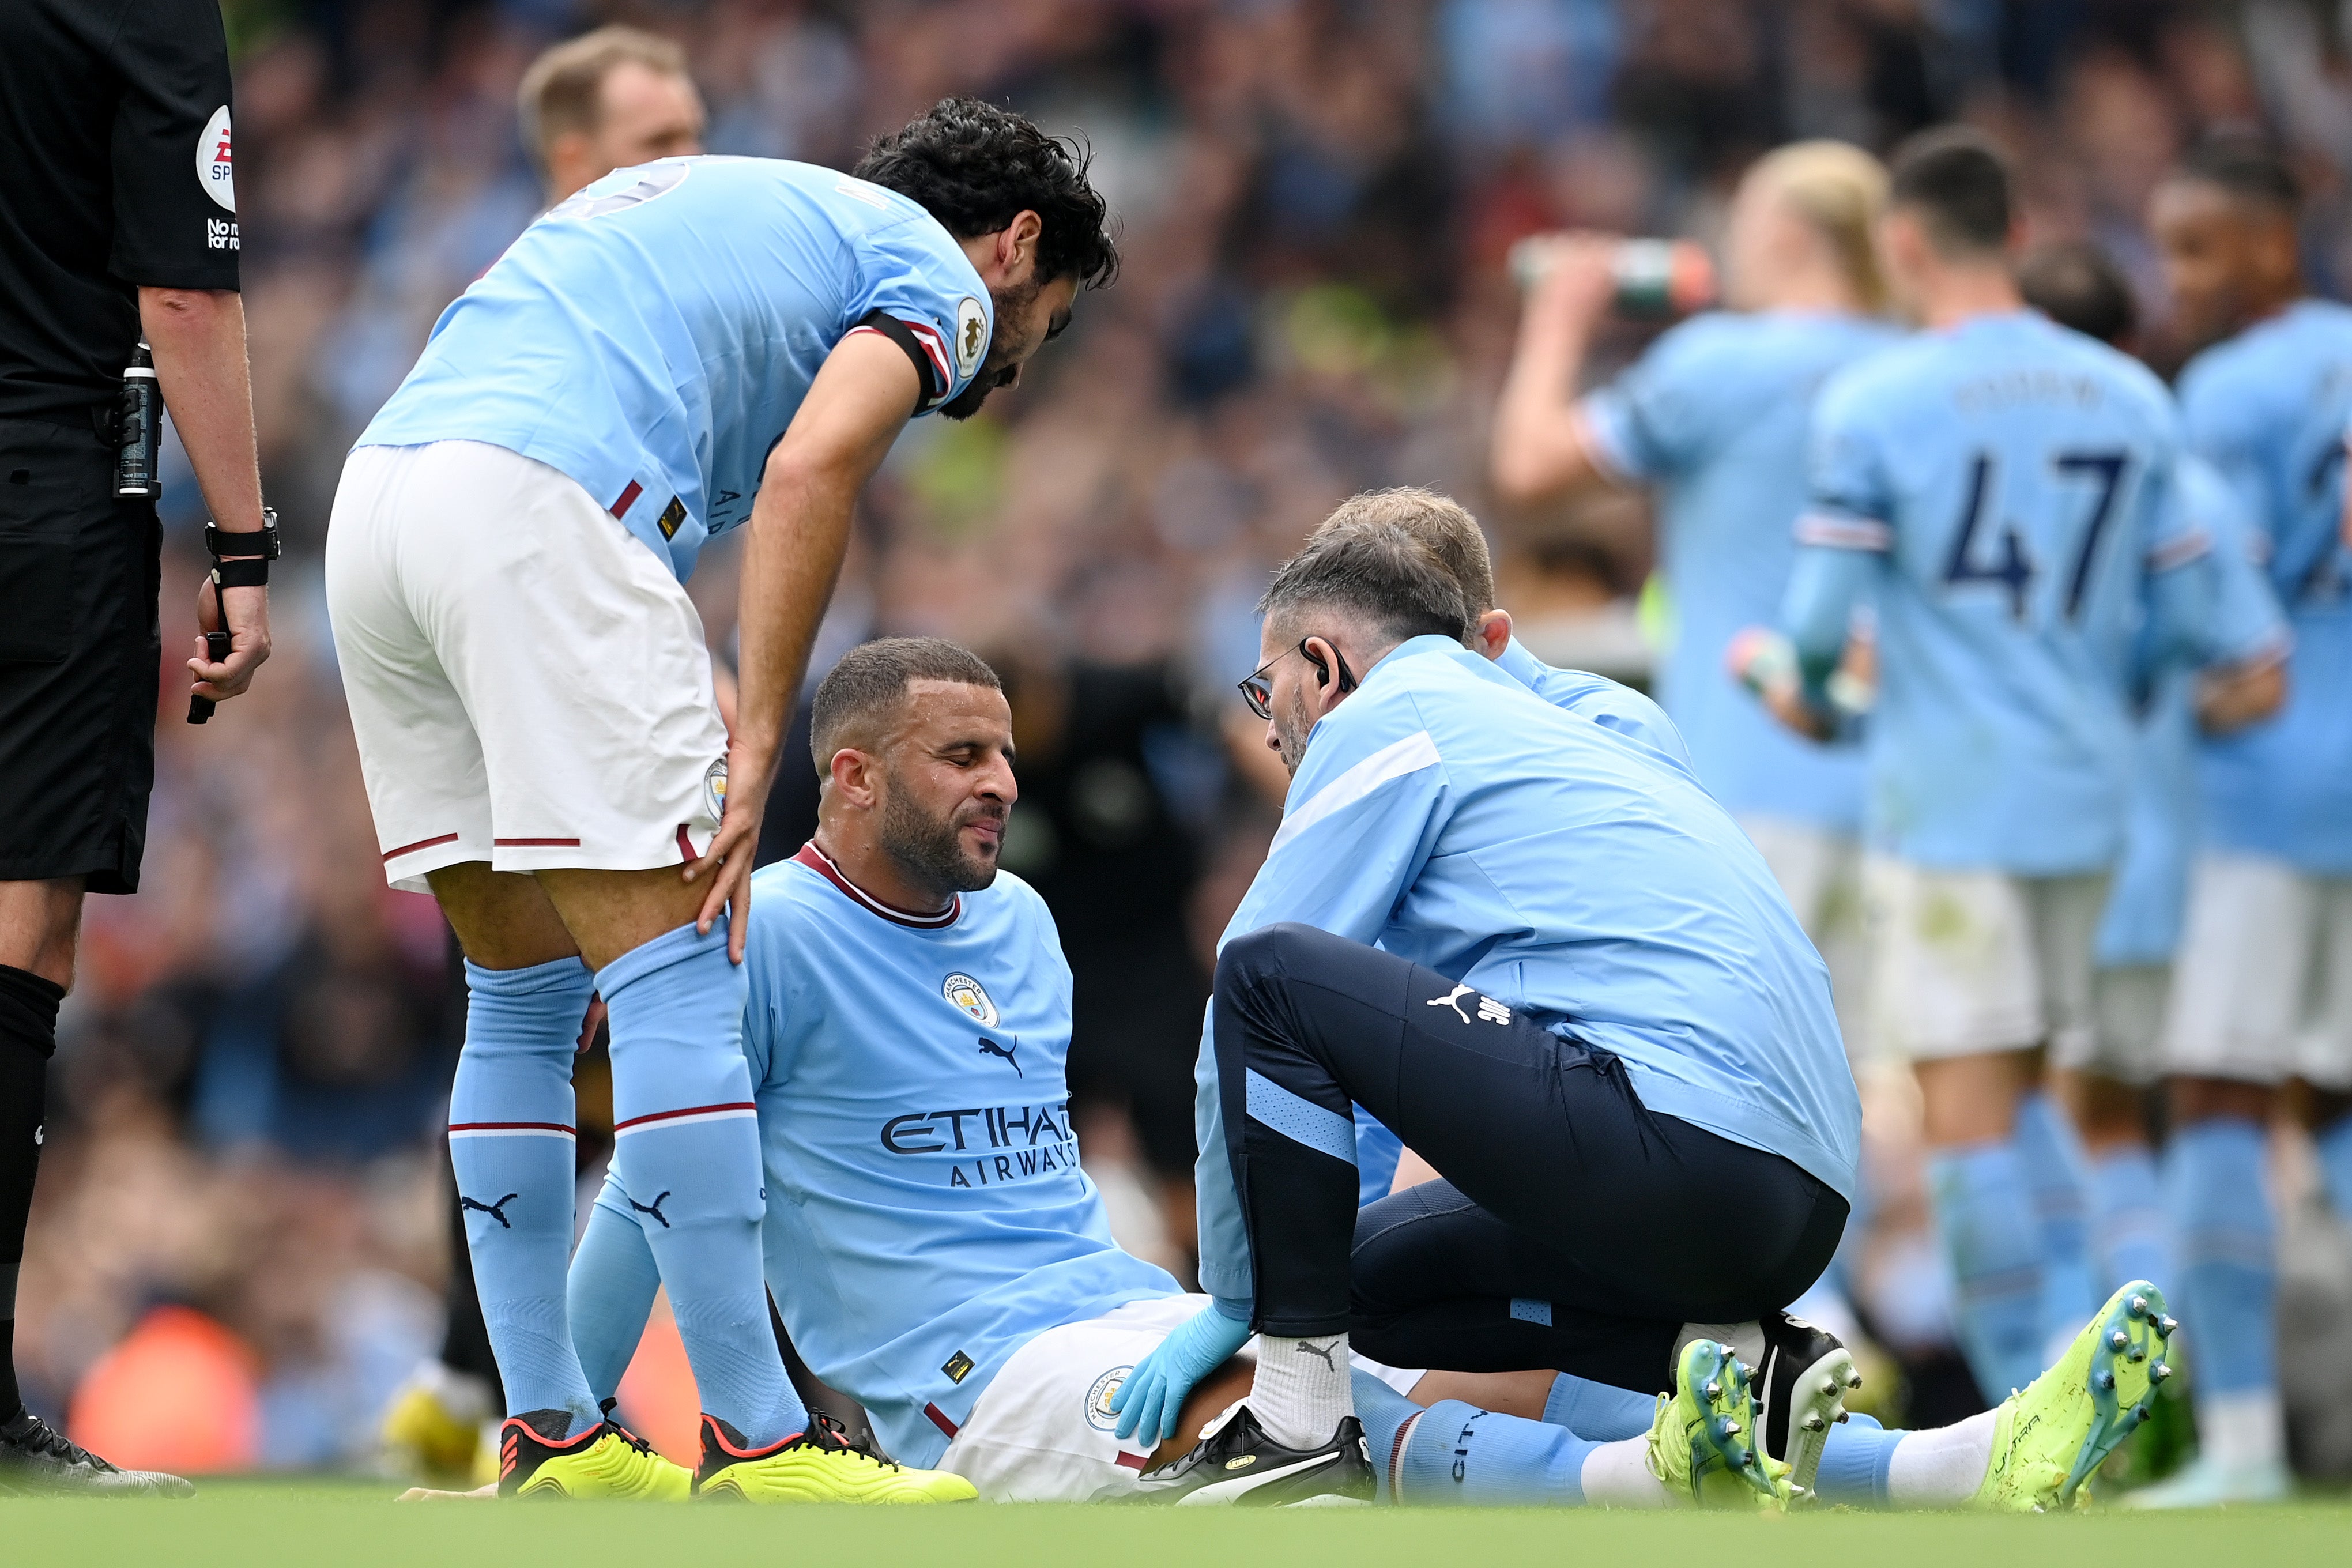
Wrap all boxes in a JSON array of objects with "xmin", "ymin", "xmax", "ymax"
[{"xmin": 24, "ymin": 0, "xmax": 2352, "ymax": 1474}]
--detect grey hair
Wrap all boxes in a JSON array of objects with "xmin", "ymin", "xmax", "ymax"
[
  {"xmin": 1258, "ymin": 511, "xmax": 1473, "ymax": 649},
  {"xmin": 810, "ymin": 636, "xmax": 1002, "ymax": 773}
]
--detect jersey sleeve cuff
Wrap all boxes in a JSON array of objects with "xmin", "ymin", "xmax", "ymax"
[
  {"xmin": 2145, "ymin": 527, "xmax": 2212, "ymax": 573},
  {"xmin": 849, "ymin": 309, "xmax": 949, "ymax": 414},
  {"xmin": 1576, "ymin": 393, "xmax": 1648, "ymax": 484},
  {"xmin": 1792, "ymin": 512, "xmax": 1894, "ymax": 552}
]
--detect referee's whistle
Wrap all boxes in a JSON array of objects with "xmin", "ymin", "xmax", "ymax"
[{"xmin": 189, "ymin": 571, "xmax": 229, "ymax": 723}]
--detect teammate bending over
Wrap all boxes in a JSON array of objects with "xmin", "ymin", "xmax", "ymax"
[{"xmin": 326, "ymin": 99, "xmax": 1112, "ymax": 1499}]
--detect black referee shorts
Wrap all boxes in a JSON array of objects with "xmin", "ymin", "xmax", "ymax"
[{"xmin": 0, "ymin": 417, "xmax": 162, "ymax": 895}]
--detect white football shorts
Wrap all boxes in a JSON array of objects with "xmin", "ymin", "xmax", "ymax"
[
  {"xmin": 325, "ymin": 440, "xmax": 727, "ymax": 894},
  {"xmin": 1862, "ymin": 860, "xmax": 2108, "ymax": 1062},
  {"xmin": 2164, "ymin": 854, "xmax": 2352, "ymax": 1088},
  {"xmin": 1739, "ymin": 816, "xmax": 1874, "ymax": 1064},
  {"xmin": 937, "ymin": 1293, "xmax": 1422, "ymax": 1503}
]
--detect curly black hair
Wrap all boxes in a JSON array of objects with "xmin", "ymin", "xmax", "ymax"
[{"xmin": 854, "ymin": 97, "xmax": 1118, "ymax": 290}]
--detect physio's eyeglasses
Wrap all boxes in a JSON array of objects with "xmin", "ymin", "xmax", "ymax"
[{"xmin": 1236, "ymin": 639, "xmax": 1355, "ymax": 721}]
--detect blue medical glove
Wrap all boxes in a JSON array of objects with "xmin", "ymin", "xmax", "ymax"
[{"xmin": 1110, "ymin": 1298, "xmax": 1253, "ymax": 1446}]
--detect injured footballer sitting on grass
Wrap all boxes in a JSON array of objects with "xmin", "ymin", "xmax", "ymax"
[{"xmin": 460, "ymin": 508, "xmax": 2180, "ymax": 1510}]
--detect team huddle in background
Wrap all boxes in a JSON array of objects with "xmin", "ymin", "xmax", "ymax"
[{"xmin": 240, "ymin": 67, "xmax": 2352, "ymax": 1514}]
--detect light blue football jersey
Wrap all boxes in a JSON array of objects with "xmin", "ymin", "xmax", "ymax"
[
  {"xmin": 741, "ymin": 843, "xmax": 1177, "ymax": 1469},
  {"xmin": 2096, "ymin": 457, "xmax": 2289, "ymax": 967},
  {"xmin": 1582, "ymin": 311, "xmax": 1899, "ymax": 830},
  {"xmin": 1781, "ymin": 311, "xmax": 2206, "ymax": 875},
  {"xmin": 2183, "ymin": 300, "xmax": 2352, "ymax": 872},
  {"xmin": 357, "ymin": 158, "xmax": 992, "ymax": 582},
  {"xmin": 1194, "ymin": 636, "xmax": 1859, "ymax": 1309}
]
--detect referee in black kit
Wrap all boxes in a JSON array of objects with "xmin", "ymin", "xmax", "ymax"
[{"xmin": 0, "ymin": 0, "xmax": 273, "ymax": 1495}]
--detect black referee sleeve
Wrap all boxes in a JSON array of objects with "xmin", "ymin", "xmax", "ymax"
[{"xmin": 107, "ymin": 0, "xmax": 239, "ymax": 291}]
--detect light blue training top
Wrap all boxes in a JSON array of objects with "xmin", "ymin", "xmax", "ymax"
[
  {"xmin": 1193, "ymin": 635, "xmax": 1859, "ymax": 1311},
  {"xmin": 359, "ymin": 157, "xmax": 992, "ymax": 582}
]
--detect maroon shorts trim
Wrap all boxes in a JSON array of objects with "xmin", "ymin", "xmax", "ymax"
[{"xmin": 383, "ymin": 831, "xmax": 461, "ymax": 862}]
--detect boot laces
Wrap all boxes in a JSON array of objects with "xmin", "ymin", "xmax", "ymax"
[
  {"xmin": 5, "ymin": 1415, "xmax": 120, "ymax": 1473},
  {"xmin": 816, "ymin": 1412, "xmax": 900, "ymax": 1472}
]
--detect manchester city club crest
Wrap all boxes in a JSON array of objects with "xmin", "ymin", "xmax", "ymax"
[
  {"xmin": 942, "ymin": 971, "xmax": 997, "ymax": 1026},
  {"xmin": 1084, "ymin": 1365, "xmax": 1132, "ymax": 1432},
  {"xmin": 703, "ymin": 756, "xmax": 728, "ymax": 824}
]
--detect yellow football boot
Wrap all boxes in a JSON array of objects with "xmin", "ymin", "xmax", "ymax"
[
  {"xmin": 379, "ymin": 1364, "xmax": 492, "ymax": 1485},
  {"xmin": 498, "ymin": 1412, "xmax": 691, "ymax": 1500},
  {"xmin": 1644, "ymin": 1337, "xmax": 1796, "ymax": 1509},
  {"xmin": 693, "ymin": 1415, "xmax": 978, "ymax": 1503},
  {"xmin": 1974, "ymin": 1281, "xmax": 2175, "ymax": 1512}
]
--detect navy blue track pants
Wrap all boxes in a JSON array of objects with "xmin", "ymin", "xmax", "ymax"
[{"xmin": 1214, "ymin": 922, "xmax": 1846, "ymax": 1394}]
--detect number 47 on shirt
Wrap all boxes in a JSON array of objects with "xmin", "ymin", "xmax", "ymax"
[{"xmin": 1942, "ymin": 448, "xmax": 2130, "ymax": 622}]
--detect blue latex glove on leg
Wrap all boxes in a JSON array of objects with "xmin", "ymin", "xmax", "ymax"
[{"xmin": 1110, "ymin": 1300, "xmax": 1253, "ymax": 1446}]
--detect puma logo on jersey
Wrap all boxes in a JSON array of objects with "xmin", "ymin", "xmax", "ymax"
[
  {"xmin": 977, "ymin": 1037, "xmax": 1022, "ymax": 1076},
  {"xmin": 460, "ymin": 1192, "xmax": 518, "ymax": 1229}
]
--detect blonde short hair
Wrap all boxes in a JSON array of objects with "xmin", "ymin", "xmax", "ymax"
[
  {"xmin": 517, "ymin": 25, "xmax": 689, "ymax": 179},
  {"xmin": 1746, "ymin": 140, "xmax": 1890, "ymax": 312}
]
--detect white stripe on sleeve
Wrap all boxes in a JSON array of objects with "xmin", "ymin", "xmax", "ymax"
[
  {"xmin": 1793, "ymin": 512, "xmax": 1895, "ymax": 552},
  {"xmin": 1270, "ymin": 730, "xmax": 1439, "ymax": 854}
]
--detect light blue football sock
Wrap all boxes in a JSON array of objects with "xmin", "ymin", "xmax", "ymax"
[
  {"xmin": 2316, "ymin": 1113, "xmax": 2352, "ymax": 1230},
  {"xmin": 1350, "ymin": 1370, "xmax": 1417, "ymax": 1503},
  {"xmin": 1390, "ymin": 1397, "xmax": 1597, "ymax": 1505},
  {"xmin": 2014, "ymin": 1090, "xmax": 2098, "ymax": 1341},
  {"xmin": 450, "ymin": 956, "xmax": 600, "ymax": 1435},
  {"xmin": 1541, "ymin": 1372, "xmax": 1656, "ymax": 1440},
  {"xmin": 1812, "ymin": 1411, "xmax": 1898, "ymax": 1507},
  {"xmin": 2165, "ymin": 1117, "xmax": 2276, "ymax": 1399},
  {"xmin": 1926, "ymin": 1140, "xmax": 2047, "ymax": 1403},
  {"xmin": 602, "ymin": 919, "xmax": 804, "ymax": 1448},
  {"xmin": 568, "ymin": 1179, "xmax": 665, "ymax": 1409},
  {"xmin": 2089, "ymin": 1144, "xmax": 2169, "ymax": 1299}
]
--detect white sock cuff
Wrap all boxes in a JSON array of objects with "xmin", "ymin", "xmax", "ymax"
[
  {"xmin": 1250, "ymin": 1333, "xmax": 1355, "ymax": 1449},
  {"xmin": 2198, "ymin": 1389, "xmax": 2284, "ymax": 1469}
]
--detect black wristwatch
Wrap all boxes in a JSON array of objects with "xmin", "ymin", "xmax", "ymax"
[{"xmin": 205, "ymin": 508, "xmax": 278, "ymax": 587}]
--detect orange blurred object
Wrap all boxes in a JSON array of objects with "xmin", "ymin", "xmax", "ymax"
[
  {"xmin": 615, "ymin": 1290, "xmax": 700, "ymax": 1465},
  {"xmin": 67, "ymin": 1305, "xmax": 260, "ymax": 1474}
]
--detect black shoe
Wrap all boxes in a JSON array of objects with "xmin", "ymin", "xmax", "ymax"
[
  {"xmin": 0, "ymin": 1410, "xmax": 194, "ymax": 1497},
  {"xmin": 1129, "ymin": 1404, "xmax": 1373, "ymax": 1507},
  {"xmin": 1753, "ymin": 1310, "xmax": 1859, "ymax": 1496}
]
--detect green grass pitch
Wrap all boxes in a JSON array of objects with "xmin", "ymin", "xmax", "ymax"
[{"xmin": 6, "ymin": 1483, "xmax": 2350, "ymax": 1567}]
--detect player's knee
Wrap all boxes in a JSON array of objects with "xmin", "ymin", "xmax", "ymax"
[{"xmin": 1215, "ymin": 921, "xmax": 1325, "ymax": 996}]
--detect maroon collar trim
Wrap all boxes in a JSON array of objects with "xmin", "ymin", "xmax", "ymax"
[{"xmin": 793, "ymin": 842, "xmax": 960, "ymax": 929}]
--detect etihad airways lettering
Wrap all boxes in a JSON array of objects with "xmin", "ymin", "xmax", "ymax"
[
  {"xmin": 879, "ymin": 1101, "xmax": 1072, "ymax": 1155},
  {"xmin": 946, "ymin": 1138, "xmax": 1083, "ymax": 1189}
]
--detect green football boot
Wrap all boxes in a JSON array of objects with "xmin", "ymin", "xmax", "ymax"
[
  {"xmin": 1974, "ymin": 1281, "xmax": 2176, "ymax": 1513},
  {"xmin": 1644, "ymin": 1338, "xmax": 1796, "ymax": 1509}
]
